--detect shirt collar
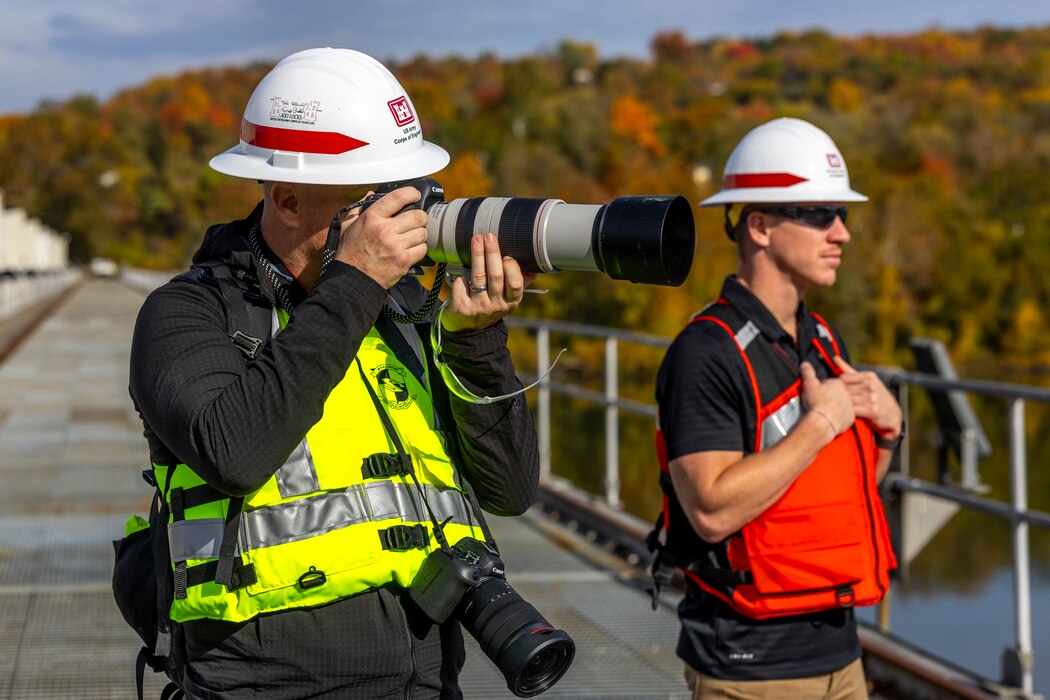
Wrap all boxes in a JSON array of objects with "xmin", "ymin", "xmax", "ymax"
[{"xmin": 719, "ymin": 275, "xmax": 820, "ymax": 350}]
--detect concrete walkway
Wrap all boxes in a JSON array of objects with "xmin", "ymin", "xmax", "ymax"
[{"xmin": 0, "ymin": 278, "xmax": 688, "ymax": 699}]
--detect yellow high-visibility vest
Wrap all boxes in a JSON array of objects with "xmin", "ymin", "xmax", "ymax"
[{"xmin": 159, "ymin": 315, "xmax": 485, "ymax": 623}]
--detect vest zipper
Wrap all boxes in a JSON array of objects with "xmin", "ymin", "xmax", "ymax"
[{"xmin": 851, "ymin": 425, "xmax": 887, "ymax": 598}]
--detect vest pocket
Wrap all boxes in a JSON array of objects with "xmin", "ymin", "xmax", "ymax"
[
  {"xmin": 244, "ymin": 521, "xmax": 383, "ymax": 595},
  {"xmin": 741, "ymin": 502, "xmax": 867, "ymax": 595}
]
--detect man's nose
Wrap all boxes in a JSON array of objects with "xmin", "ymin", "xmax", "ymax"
[{"xmin": 829, "ymin": 216, "xmax": 851, "ymax": 243}]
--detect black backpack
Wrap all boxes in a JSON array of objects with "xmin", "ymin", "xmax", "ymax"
[{"xmin": 112, "ymin": 468, "xmax": 186, "ymax": 700}]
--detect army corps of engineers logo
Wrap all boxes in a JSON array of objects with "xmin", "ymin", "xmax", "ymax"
[{"xmin": 371, "ymin": 365, "xmax": 415, "ymax": 409}]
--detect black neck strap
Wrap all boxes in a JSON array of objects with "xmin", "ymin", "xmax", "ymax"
[{"xmin": 354, "ymin": 358, "xmax": 454, "ymax": 553}]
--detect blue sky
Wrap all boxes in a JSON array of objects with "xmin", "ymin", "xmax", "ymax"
[{"xmin": 1, "ymin": 0, "xmax": 1048, "ymax": 114}]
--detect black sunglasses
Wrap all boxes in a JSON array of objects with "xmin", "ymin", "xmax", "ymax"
[{"xmin": 759, "ymin": 205, "xmax": 848, "ymax": 229}]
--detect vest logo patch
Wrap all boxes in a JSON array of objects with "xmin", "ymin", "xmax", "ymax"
[{"xmin": 371, "ymin": 365, "xmax": 415, "ymax": 410}]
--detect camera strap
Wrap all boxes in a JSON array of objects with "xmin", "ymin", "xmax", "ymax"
[
  {"xmin": 322, "ymin": 201, "xmax": 447, "ymax": 325},
  {"xmin": 354, "ymin": 358, "xmax": 454, "ymax": 554},
  {"xmin": 320, "ymin": 200, "xmax": 369, "ymax": 278}
]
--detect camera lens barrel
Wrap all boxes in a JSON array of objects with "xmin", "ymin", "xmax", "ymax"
[
  {"xmin": 594, "ymin": 195, "xmax": 695, "ymax": 286},
  {"xmin": 459, "ymin": 578, "xmax": 575, "ymax": 697},
  {"xmin": 425, "ymin": 194, "xmax": 694, "ymax": 286}
]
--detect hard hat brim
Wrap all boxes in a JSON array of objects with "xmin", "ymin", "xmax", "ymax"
[
  {"xmin": 209, "ymin": 140, "xmax": 451, "ymax": 186},
  {"xmin": 699, "ymin": 187, "xmax": 868, "ymax": 207}
]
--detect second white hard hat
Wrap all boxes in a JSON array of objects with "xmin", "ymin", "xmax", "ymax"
[
  {"xmin": 209, "ymin": 48, "xmax": 449, "ymax": 185},
  {"xmin": 699, "ymin": 117, "xmax": 867, "ymax": 206}
]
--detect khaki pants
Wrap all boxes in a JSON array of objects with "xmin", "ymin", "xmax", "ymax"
[{"xmin": 684, "ymin": 658, "xmax": 869, "ymax": 700}]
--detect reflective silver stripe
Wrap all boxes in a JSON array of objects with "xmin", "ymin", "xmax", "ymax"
[
  {"xmin": 243, "ymin": 482, "xmax": 473, "ymax": 548},
  {"xmin": 760, "ymin": 396, "xmax": 803, "ymax": 451},
  {"xmin": 735, "ymin": 321, "xmax": 760, "ymax": 351},
  {"xmin": 168, "ymin": 483, "xmax": 474, "ymax": 558},
  {"xmin": 367, "ymin": 480, "xmax": 420, "ymax": 521},
  {"xmin": 275, "ymin": 439, "xmax": 321, "ymax": 498},
  {"xmin": 816, "ymin": 322, "xmax": 833, "ymax": 341},
  {"xmin": 168, "ymin": 518, "xmax": 228, "ymax": 563}
]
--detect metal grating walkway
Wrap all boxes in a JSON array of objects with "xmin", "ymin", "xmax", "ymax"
[{"xmin": 0, "ymin": 279, "xmax": 689, "ymax": 700}]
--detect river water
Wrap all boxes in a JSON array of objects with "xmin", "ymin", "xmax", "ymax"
[{"xmin": 537, "ymin": 369, "xmax": 1050, "ymax": 695}]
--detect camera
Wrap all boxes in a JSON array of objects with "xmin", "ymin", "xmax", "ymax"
[
  {"xmin": 408, "ymin": 537, "xmax": 575, "ymax": 697},
  {"xmin": 365, "ymin": 177, "xmax": 695, "ymax": 286}
]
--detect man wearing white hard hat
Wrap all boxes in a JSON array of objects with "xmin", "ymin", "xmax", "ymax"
[
  {"xmin": 128, "ymin": 48, "xmax": 542, "ymax": 698},
  {"xmin": 649, "ymin": 118, "xmax": 902, "ymax": 698}
]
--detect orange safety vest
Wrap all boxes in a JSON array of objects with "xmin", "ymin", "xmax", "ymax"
[{"xmin": 652, "ymin": 299, "xmax": 897, "ymax": 619}]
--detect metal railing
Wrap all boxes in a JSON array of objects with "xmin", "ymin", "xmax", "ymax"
[{"xmin": 506, "ymin": 315, "xmax": 1049, "ymax": 698}]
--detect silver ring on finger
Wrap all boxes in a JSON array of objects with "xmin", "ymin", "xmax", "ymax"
[{"xmin": 469, "ymin": 282, "xmax": 488, "ymax": 294}]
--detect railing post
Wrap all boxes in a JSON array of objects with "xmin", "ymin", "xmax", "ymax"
[
  {"xmin": 898, "ymin": 384, "xmax": 910, "ymax": 478},
  {"xmin": 537, "ymin": 325, "xmax": 551, "ymax": 482},
  {"xmin": 604, "ymin": 336, "xmax": 620, "ymax": 507},
  {"xmin": 878, "ymin": 381, "xmax": 905, "ymax": 632},
  {"xmin": 961, "ymin": 428, "xmax": 979, "ymax": 490},
  {"xmin": 1005, "ymin": 398, "xmax": 1033, "ymax": 694}
]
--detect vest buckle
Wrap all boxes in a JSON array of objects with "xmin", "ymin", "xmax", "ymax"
[
  {"xmin": 379, "ymin": 524, "xmax": 429, "ymax": 551},
  {"xmin": 230, "ymin": 330, "xmax": 263, "ymax": 359},
  {"xmin": 362, "ymin": 453, "xmax": 413, "ymax": 479},
  {"xmin": 835, "ymin": 584, "xmax": 856, "ymax": 608}
]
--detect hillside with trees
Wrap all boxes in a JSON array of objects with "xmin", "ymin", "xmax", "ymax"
[{"xmin": 2, "ymin": 26, "xmax": 1050, "ymax": 369}]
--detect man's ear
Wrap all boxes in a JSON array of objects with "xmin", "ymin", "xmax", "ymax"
[
  {"xmin": 268, "ymin": 182, "xmax": 300, "ymax": 229},
  {"xmin": 744, "ymin": 209, "xmax": 773, "ymax": 250}
]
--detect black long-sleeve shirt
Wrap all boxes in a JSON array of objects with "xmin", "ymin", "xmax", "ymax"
[{"xmin": 129, "ymin": 208, "xmax": 538, "ymax": 514}]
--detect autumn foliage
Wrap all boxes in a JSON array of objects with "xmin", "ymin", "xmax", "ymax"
[{"xmin": 2, "ymin": 28, "xmax": 1050, "ymax": 368}]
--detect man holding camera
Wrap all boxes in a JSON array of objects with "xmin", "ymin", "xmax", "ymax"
[
  {"xmin": 129, "ymin": 48, "xmax": 540, "ymax": 698},
  {"xmin": 652, "ymin": 118, "xmax": 901, "ymax": 699}
]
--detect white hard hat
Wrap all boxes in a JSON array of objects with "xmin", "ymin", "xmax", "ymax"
[
  {"xmin": 209, "ymin": 48, "xmax": 449, "ymax": 185},
  {"xmin": 699, "ymin": 118, "xmax": 867, "ymax": 206}
]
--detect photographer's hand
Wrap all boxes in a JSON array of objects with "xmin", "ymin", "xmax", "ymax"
[
  {"xmin": 441, "ymin": 233, "xmax": 538, "ymax": 333},
  {"xmin": 335, "ymin": 186, "xmax": 429, "ymax": 289}
]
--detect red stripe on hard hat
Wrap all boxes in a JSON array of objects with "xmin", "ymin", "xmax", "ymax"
[
  {"xmin": 723, "ymin": 173, "xmax": 808, "ymax": 189},
  {"xmin": 241, "ymin": 121, "xmax": 369, "ymax": 155}
]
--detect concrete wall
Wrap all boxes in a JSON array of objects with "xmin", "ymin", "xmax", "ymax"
[
  {"xmin": 0, "ymin": 190, "xmax": 78, "ymax": 321},
  {"xmin": 0, "ymin": 191, "xmax": 71, "ymax": 273}
]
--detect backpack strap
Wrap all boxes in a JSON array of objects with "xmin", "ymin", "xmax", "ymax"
[
  {"xmin": 126, "ymin": 464, "xmax": 188, "ymax": 699},
  {"xmin": 183, "ymin": 260, "xmax": 272, "ymax": 360},
  {"xmin": 212, "ymin": 265, "xmax": 265, "ymax": 359}
]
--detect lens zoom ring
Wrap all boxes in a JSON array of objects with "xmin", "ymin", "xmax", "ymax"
[
  {"xmin": 454, "ymin": 198, "xmax": 487, "ymax": 266},
  {"xmin": 496, "ymin": 200, "xmax": 544, "ymax": 273}
]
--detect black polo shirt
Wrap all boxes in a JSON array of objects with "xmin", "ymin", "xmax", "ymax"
[{"xmin": 655, "ymin": 275, "xmax": 861, "ymax": 681}]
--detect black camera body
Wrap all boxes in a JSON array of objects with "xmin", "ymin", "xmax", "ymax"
[
  {"xmin": 359, "ymin": 178, "xmax": 445, "ymax": 272},
  {"xmin": 364, "ymin": 177, "xmax": 445, "ymax": 217},
  {"xmin": 408, "ymin": 537, "xmax": 574, "ymax": 697},
  {"xmin": 408, "ymin": 536, "xmax": 493, "ymax": 624}
]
